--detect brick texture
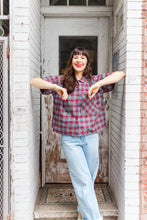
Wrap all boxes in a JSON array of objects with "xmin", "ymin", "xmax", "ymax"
[
  {"xmin": 10, "ymin": 0, "xmax": 41, "ymax": 219},
  {"xmin": 124, "ymin": 0, "xmax": 143, "ymax": 219},
  {"xmin": 140, "ymin": 2, "xmax": 147, "ymax": 219}
]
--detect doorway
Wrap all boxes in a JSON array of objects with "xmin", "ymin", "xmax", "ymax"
[{"xmin": 41, "ymin": 16, "xmax": 110, "ymax": 185}]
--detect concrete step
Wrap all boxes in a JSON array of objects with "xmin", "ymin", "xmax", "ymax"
[
  {"xmin": 34, "ymin": 216, "xmax": 118, "ymax": 219},
  {"xmin": 34, "ymin": 204, "xmax": 118, "ymax": 220},
  {"xmin": 34, "ymin": 184, "xmax": 118, "ymax": 220}
]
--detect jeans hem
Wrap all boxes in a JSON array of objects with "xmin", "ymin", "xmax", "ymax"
[{"xmin": 82, "ymin": 215, "xmax": 103, "ymax": 220}]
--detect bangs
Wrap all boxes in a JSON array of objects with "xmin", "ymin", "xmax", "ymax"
[{"xmin": 72, "ymin": 47, "xmax": 89, "ymax": 59}]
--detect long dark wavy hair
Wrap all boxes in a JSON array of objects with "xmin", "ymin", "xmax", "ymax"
[{"xmin": 63, "ymin": 47, "xmax": 92, "ymax": 94}]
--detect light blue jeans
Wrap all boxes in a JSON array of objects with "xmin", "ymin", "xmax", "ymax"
[{"xmin": 61, "ymin": 133, "xmax": 103, "ymax": 220}]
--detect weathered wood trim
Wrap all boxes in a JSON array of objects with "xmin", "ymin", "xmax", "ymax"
[
  {"xmin": 114, "ymin": 0, "xmax": 123, "ymax": 16},
  {"xmin": 106, "ymin": 0, "xmax": 113, "ymax": 6},
  {"xmin": 41, "ymin": 6, "xmax": 112, "ymax": 18},
  {"xmin": 41, "ymin": 13, "xmax": 46, "ymax": 187}
]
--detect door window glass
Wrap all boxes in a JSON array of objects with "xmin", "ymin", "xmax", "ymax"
[
  {"xmin": 50, "ymin": 0, "xmax": 67, "ymax": 5},
  {"xmin": 50, "ymin": 0, "xmax": 105, "ymax": 5},
  {"xmin": 69, "ymin": 0, "xmax": 86, "ymax": 5},
  {"xmin": 59, "ymin": 37, "xmax": 97, "ymax": 75},
  {"xmin": 89, "ymin": 0, "xmax": 105, "ymax": 5}
]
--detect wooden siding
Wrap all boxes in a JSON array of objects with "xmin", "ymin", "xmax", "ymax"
[{"xmin": 110, "ymin": 0, "xmax": 126, "ymax": 220}]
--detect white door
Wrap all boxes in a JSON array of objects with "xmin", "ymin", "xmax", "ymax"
[{"xmin": 41, "ymin": 17, "xmax": 110, "ymax": 184}]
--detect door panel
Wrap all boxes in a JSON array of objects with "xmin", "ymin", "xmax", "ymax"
[
  {"xmin": 43, "ymin": 95, "xmax": 71, "ymax": 183},
  {"xmin": 41, "ymin": 17, "xmax": 109, "ymax": 183}
]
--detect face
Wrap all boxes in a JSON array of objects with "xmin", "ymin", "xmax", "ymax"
[{"xmin": 72, "ymin": 53, "xmax": 88, "ymax": 74}]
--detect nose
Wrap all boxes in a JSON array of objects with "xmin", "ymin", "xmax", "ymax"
[{"xmin": 77, "ymin": 57, "xmax": 82, "ymax": 62}]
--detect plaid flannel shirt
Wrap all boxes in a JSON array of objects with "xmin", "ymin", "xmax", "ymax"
[{"xmin": 40, "ymin": 73, "xmax": 115, "ymax": 136}]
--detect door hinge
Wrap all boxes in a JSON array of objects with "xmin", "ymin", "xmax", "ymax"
[
  {"xmin": 7, "ymin": 214, "xmax": 10, "ymax": 220},
  {"xmin": 7, "ymin": 45, "xmax": 10, "ymax": 58}
]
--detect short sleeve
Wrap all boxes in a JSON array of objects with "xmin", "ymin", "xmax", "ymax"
[
  {"xmin": 40, "ymin": 75, "xmax": 63, "ymax": 95},
  {"xmin": 92, "ymin": 72, "xmax": 115, "ymax": 93}
]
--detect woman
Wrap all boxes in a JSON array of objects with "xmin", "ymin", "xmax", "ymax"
[{"xmin": 30, "ymin": 47, "xmax": 126, "ymax": 220}]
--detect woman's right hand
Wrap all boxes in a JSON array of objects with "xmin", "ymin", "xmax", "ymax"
[{"xmin": 54, "ymin": 85, "xmax": 68, "ymax": 100}]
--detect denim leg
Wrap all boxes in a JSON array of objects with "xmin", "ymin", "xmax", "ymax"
[
  {"xmin": 77, "ymin": 133, "xmax": 100, "ymax": 215},
  {"xmin": 61, "ymin": 134, "xmax": 102, "ymax": 220},
  {"xmin": 83, "ymin": 133, "xmax": 99, "ymax": 182}
]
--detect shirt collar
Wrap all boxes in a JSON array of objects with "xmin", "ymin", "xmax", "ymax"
[{"xmin": 77, "ymin": 76, "xmax": 86, "ymax": 84}]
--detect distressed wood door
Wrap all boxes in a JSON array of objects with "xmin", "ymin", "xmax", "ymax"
[{"xmin": 41, "ymin": 17, "xmax": 110, "ymax": 184}]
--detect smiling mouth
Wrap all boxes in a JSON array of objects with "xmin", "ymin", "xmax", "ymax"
[{"xmin": 76, "ymin": 64, "xmax": 82, "ymax": 68}]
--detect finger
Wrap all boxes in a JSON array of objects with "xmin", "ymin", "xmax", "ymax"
[
  {"xmin": 89, "ymin": 94, "xmax": 94, "ymax": 100},
  {"xmin": 89, "ymin": 91, "xmax": 97, "ymax": 100},
  {"xmin": 91, "ymin": 92, "xmax": 96, "ymax": 98},
  {"xmin": 64, "ymin": 89, "xmax": 68, "ymax": 100},
  {"xmin": 62, "ymin": 89, "xmax": 68, "ymax": 100},
  {"xmin": 63, "ymin": 92, "xmax": 68, "ymax": 100},
  {"xmin": 88, "ymin": 88, "xmax": 92, "ymax": 98},
  {"xmin": 88, "ymin": 88, "xmax": 94, "ymax": 100}
]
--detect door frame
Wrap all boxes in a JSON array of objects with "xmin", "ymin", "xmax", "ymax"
[
  {"xmin": 40, "ymin": 6, "xmax": 113, "ymax": 186},
  {"xmin": 0, "ymin": 36, "xmax": 9, "ymax": 220}
]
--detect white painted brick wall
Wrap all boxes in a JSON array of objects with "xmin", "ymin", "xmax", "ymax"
[
  {"xmin": 124, "ymin": 0, "xmax": 142, "ymax": 219},
  {"xmin": 10, "ymin": 0, "xmax": 41, "ymax": 219},
  {"xmin": 110, "ymin": 0, "xmax": 142, "ymax": 220}
]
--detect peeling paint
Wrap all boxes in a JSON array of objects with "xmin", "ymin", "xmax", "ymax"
[{"xmin": 43, "ymin": 94, "xmax": 110, "ymax": 183}]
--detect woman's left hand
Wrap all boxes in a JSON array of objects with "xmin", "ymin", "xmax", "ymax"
[{"xmin": 88, "ymin": 83, "xmax": 100, "ymax": 100}]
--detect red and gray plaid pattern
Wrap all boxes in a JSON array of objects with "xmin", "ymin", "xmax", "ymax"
[{"xmin": 40, "ymin": 73, "xmax": 115, "ymax": 136}]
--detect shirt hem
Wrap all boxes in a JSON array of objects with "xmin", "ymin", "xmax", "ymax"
[{"xmin": 52, "ymin": 126, "xmax": 106, "ymax": 136}]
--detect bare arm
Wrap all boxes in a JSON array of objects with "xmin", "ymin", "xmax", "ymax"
[
  {"xmin": 30, "ymin": 77, "xmax": 56, "ymax": 89},
  {"xmin": 88, "ymin": 71, "xmax": 126, "ymax": 100},
  {"xmin": 96, "ymin": 71, "xmax": 125, "ymax": 87},
  {"xmin": 30, "ymin": 77, "xmax": 68, "ymax": 100}
]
